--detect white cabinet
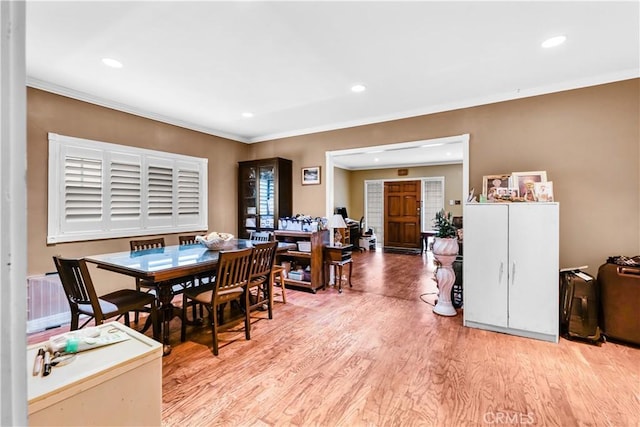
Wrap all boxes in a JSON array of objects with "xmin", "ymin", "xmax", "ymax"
[
  {"xmin": 463, "ymin": 203, "xmax": 559, "ymax": 342},
  {"xmin": 28, "ymin": 322, "xmax": 162, "ymax": 426}
]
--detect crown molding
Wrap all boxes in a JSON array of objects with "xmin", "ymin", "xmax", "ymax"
[
  {"xmin": 28, "ymin": 69, "xmax": 638, "ymax": 145},
  {"xmin": 248, "ymin": 69, "xmax": 640, "ymax": 143},
  {"xmin": 26, "ymin": 77, "xmax": 250, "ymax": 143}
]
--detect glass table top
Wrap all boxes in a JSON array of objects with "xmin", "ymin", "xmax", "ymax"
[{"xmin": 85, "ymin": 239, "xmax": 290, "ymax": 275}]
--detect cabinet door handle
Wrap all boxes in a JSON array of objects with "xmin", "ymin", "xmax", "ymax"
[
  {"xmin": 499, "ymin": 262, "xmax": 504, "ymax": 283},
  {"xmin": 511, "ymin": 262, "xmax": 516, "ymax": 286}
]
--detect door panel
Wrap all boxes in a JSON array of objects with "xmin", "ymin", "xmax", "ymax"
[
  {"xmin": 464, "ymin": 204, "xmax": 509, "ymax": 328},
  {"xmin": 384, "ymin": 180, "xmax": 421, "ymax": 248},
  {"xmin": 508, "ymin": 204, "xmax": 559, "ymax": 334}
]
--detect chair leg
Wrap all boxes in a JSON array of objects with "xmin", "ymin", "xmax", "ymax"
[
  {"xmin": 70, "ymin": 311, "xmax": 79, "ymax": 330},
  {"xmin": 212, "ymin": 305, "xmax": 219, "ymax": 356},
  {"xmin": 279, "ymin": 272, "xmax": 287, "ymax": 304},
  {"xmin": 218, "ymin": 302, "xmax": 226, "ymax": 325},
  {"xmin": 348, "ymin": 260, "xmax": 353, "ymax": 288},
  {"xmin": 140, "ymin": 311, "xmax": 152, "ymax": 333},
  {"xmin": 244, "ymin": 294, "xmax": 251, "ymax": 340},
  {"xmin": 268, "ymin": 281, "xmax": 274, "ymax": 319},
  {"xmin": 272, "ymin": 269, "xmax": 287, "ymax": 304},
  {"xmin": 134, "ymin": 279, "xmax": 140, "ymax": 324},
  {"xmin": 181, "ymin": 293, "xmax": 188, "ymax": 342}
]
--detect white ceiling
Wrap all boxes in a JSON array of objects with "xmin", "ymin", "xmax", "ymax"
[
  {"xmin": 331, "ymin": 138, "xmax": 465, "ymax": 170},
  {"xmin": 26, "ymin": 1, "xmax": 639, "ymax": 167}
]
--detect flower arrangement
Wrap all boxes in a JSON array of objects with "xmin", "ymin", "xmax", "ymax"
[{"xmin": 433, "ymin": 209, "xmax": 457, "ymax": 239}]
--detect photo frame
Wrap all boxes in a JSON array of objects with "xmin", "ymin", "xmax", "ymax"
[
  {"xmin": 482, "ymin": 174, "xmax": 511, "ymax": 201},
  {"xmin": 301, "ymin": 166, "xmax": 321, "ymax": 185},
  {"xmin": 534, "ymin": 181, "xmax": 554, "ymax": 202},
  {"xmin": 511, "ymin": 171, "xmax": 547, "ymax": 201}
]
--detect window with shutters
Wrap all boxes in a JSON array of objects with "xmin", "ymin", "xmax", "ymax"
[
  {"xmin": 48, "ymin": 133, "xmax": 208, "ymax": 243},
  {"xmin": 421, "ymin": 177, "xmax": 445, "ymax": 232}
]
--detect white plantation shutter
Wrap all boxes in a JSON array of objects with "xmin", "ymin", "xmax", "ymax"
[
  {"xmin": 48, "ymin": 133, "xmax": 208, "ymax": 243},
  {"xmin": 64, "ymin": 156, "xmax": 102, "ymax": 222},
  {"xmin": 146, "ymin": 158, "xmax": 174, "ymax": 226},
  {"xmin": 177, "ymin": 162, "xmax": 201, "ymax": 225},
  {"xmin": 54, "ymin": 144, "xmax": 104, "ymax": 236},
  {"xmin": 422, "ymin": 177, "xmax": 445, "ymax": 232},
  {"xmin": 364, "ymin": 181, "xmax": 383, "ymax": 246},
  {"xmin": 109, "ymin": 153, "xmax": 142, "ymax": 230}
]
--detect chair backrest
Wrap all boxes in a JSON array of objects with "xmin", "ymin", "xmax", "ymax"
[
  {"xmin": 452, "ymin": 216, "xmax": 463, "ymax": 229},
  {"xmin": 130, "ymin": 237, "xmax": 165, "ymax": 251},
  {"xmin": 52, "ymin": 256, "xmax": 103, "ymax": 320},
  {"xmin": 248, "ymin": 241, "xmax": 278, "ymax": 281},
  {"xmin": 213, "ymin": 248, "xmax": 253, "ymax": 303},
  {"xmin": 249, "ymin": 231, "xmax": 273, "ymax": 242},
  {"xmin": 179, "ymin": 235, "xmax": 197, "ymax": 245}
]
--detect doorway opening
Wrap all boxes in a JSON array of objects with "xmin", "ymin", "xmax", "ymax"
[{"xmin": 325, "ymin": 134, "xmax": 469, "ymax": 247}]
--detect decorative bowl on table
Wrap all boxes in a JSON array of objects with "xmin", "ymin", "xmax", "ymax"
[{"xmin": 195, "ymin": 232, "xmax": 235, "ymax": 250}]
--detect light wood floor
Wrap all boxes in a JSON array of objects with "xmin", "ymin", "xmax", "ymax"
[{"xmin": 30, "ymin": 250, "xmax": 639, "ymax": 426}]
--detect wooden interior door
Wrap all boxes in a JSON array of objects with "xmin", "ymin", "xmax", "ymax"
[{"xmin": 384, "ymin": 180, "xmax": 421, "ymax": 248}]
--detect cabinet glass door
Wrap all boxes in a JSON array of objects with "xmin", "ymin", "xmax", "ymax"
[
  {"xmin": 258, "ymin": 165, "xmax": 275, "ymax": 229},
  {"xmin": 243, "ymin": 166, "xmax": 257, "ymax": 233}
]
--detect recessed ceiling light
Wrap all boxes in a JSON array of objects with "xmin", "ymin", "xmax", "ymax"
[
  {"xmin": 374, "ymin": 158, "xmax": 379, "ymax": 162},
  {"xmin": 101, "ymin": 58, "xmax": 123, "ymax": 68},
  {"xmin": 541, "ymin": 35, "xmax": 567, "ymax": 48},
  {"xmin": 351, "ymin": 84, "xmax": 366, "ymax": 93},
  {"xmin": 242, "ymin": 112, "xmax": 254, "ymax": 118}
]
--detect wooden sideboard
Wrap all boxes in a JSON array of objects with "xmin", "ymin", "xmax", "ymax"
[{"xmin": 274, "ymin": 230, "xmax": 329, "ymax": 293}]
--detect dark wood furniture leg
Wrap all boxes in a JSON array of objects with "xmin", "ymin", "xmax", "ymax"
[{"xmin": 157, "ymin": 283, "xmax": 175, "ymax": 356}]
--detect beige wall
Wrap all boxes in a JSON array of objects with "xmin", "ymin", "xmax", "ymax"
[
  {"xmin": 27, "ymin": 88, "xmax": 248, "ymax": 279},
  {"xmin": 27, "ymin": 79, "xmax": 639, "ymax": 279},
  {"xmin": 347, "ymin": 164, "xmax": 463, "ymax": 222},
  {"xmin": 252, "ymin": 79, "xmax": 639, "ymax": 275},
  {"xmin": 333, "ymin": 167, "xmax": 350, "ymax": 214}
]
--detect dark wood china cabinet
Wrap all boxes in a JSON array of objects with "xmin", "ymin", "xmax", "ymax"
[{"xmin": 238, "ymin": 157, "xmax": 292, "ymax": 239}]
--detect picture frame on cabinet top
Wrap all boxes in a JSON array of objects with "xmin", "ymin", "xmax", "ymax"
[
  {"xmin": 511, "ymin": 171, "xmax": 547, "ymax": 201},
  {"xmin": 482, "ymin": 174, "xmax": 511, "ymax": 201}
]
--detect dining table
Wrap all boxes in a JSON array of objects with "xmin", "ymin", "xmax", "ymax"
[{"xmin": 85, "ymin": 239, "xmax": 295, "ymax": 355}]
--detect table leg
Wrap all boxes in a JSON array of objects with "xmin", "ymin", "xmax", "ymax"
[
  {"xmin": 347, "ymin": 259, "xmax": 353, "ymax": 288},
  {"xmin": 157, "ymin": 283, "xmax": 174, "ymax": 356}
]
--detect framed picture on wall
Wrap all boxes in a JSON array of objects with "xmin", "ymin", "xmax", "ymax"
[{"xmin": 302, "ymin": 166, "xmax": 321, "ymax": 185}]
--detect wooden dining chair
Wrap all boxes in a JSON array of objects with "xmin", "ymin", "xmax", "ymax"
[
  {"xmin": 248, "ymin": 232, "xmax": 286, "ymax": 303},
  {"xmin": 53, "ymin": 256, "xmax": 158, "ymax": 339},
  {"xmin": 179, "ymin": 234, "xmax": 206, "ymax": 320},
  {"xmin": 249, "ymin": 231, "xmax": 273, "ymax": 242},
  {"xmin": 129, "ymin": 237, "xmax": 165, "ymax": 252},
  {"xmin": 129, "ymin": 237, "xmax": 166, "ymax": 322},
  {"xmin": 246, "ymin": 241, "xmax": 278, "ymax": 322},
  {"xmin": 180, "ymin": 247, "xmax": 253, "ymax": 356},
  {"xmin": 178, "ymin": 235, "xmax": 197, "ymax": 245},
  {"xmin": 272, "ymin": 264, "xmax": 287, "ymax": 304}
]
